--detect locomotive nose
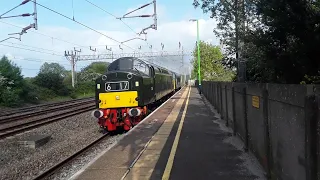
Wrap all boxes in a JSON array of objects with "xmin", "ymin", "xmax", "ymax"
[
  {"xmin": 128, "ymin": 108, "xmax": 141, "ymax": 117},
  {"xmin": 91, "ymin": 110, "xmax": 104, "ymax": 118}
]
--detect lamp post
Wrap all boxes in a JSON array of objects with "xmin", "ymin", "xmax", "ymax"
[{"xmin": 190, "ymin": 19, "xmax": 201, "ymax": 94}]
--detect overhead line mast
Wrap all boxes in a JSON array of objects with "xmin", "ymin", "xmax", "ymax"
[
  {"xmin": 0, "ymin": 0, "xmax": 38, "ymax": 43},
  {"xmin": 117, "ymin": 0, "xmax": 157, "ymax": 37}
]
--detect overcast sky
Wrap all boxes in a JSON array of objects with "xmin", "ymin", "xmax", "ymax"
[{"xmin": 0, "ymin": 0, "xmax": 219, "ymax": 77}]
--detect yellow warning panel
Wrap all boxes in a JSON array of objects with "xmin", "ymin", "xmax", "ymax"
[
  {"xmin": 252, "ymin": 96, "xmax": 260, "ymax": 109},
  {"xmin": 99, "ymin": 91, "xmax": 138, "ymax": 109}
]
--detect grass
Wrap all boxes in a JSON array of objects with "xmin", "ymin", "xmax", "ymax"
[{"xmin": 0, "ymin": 92, "xmax": 96, "ymax": 110}]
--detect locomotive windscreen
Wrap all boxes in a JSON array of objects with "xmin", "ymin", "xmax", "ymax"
[
  {"xmin": 107, "ymin": 57, "xmax": 150, "ymax": 76},
  {"xmin": 108, "ymin": 57, "xmax": 133, "ymax": 71}
]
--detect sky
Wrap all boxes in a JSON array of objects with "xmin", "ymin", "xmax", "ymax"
[{"xmin": 0, "ymin": 0, "xmax": 219, "ymax": 77}]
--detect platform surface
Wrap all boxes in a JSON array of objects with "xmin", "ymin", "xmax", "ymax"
[{"xmin": 71, "ymin": 86, "xmax": 265, "ymax": 180}]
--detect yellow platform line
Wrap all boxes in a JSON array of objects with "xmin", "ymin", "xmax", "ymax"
[{"xmin": 162, "ymin": 86, "xmax": 192, "ymax": 180}]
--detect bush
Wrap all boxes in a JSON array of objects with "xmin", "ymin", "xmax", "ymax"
[
  {"xmin": 0, "ymin": 56, "xmax": 26, "ymax": 107},
  {"xmin": 38, "ymin": 88, "xmax": 58, "ymax": 100},
  {"xmin": 74, "ymin": 81, "xmax": 95, "ymax": 95},
  {"xmin": 21, "ymin": 81, "xmax": 40, "ymax": 104},
  {"xmin": 0, "ymin": 89, "xmax": 22, "ymax": 107}
]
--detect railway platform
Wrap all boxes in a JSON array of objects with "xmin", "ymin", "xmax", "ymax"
[{"xmin": 70, "ymin": 86, "xmax": 265, "ymax": 180}]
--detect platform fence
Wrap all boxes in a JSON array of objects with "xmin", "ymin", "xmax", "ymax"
[{"xmin": 198, "ymin": 80, "xmax": 320, "ymax": 180}]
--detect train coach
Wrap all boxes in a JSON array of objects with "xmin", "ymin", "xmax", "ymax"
[{"xmin": 91, "ymin": 57, "xmax": 183, "ymax": 133}]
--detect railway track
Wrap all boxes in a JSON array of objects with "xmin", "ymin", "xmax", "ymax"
[
  {"xmin": 0, "ymin": 97, "xmax": 94, "ymax": 117},
  {"xmin": 0, "ymin": 104, "xmax": 95, "ymax": 139},
  {"xmin": 32, "ymin": 134, "xmax": 109, "ymax": 180},
  {"xmin": 0, "ymin": 99, "xmax": 95, "ymax": 125}
]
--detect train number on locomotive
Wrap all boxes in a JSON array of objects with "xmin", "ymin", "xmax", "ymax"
[{"xmin": 105, "ymin": 81, "xmax": 129, "ymax": 91}]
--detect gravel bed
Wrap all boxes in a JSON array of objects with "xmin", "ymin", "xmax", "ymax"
[
  {"xmin": 0, "ymin": 103, "xmax": 94, "ymax": 129},
  {"xmin": 0, "ymin": 99, "xmax": 93, "ymax": 120},
  {"xmin": 46, "ymin": 135, "xmax": 122, "ymax": 180},
  {"xmin": 0, "ymin": 110, "xmax": 105, "ymax": 180}
]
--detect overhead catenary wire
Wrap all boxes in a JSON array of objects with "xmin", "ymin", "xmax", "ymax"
[
  {"xmin": 3, "ymin": 41, "xmax": 62, "ymax": 54},
  {"xmin": 0, "ymin": 44, "xmax": 62, "ymax": 56},
  {"xmin": 12, "ymin": 58, "xmax": 68, "ymax": 65},
  {"xmin": 0, "ymin": 0, "xmax": 31, "ymax": 18},
  {"xmin": 0, "ymin": 19, "xmax": 131, "ymax": 51},
  {"xmin": 83, "ymin": 0, "xmax": 160, "ymax": 53},
  {"xmin": 0, "ymin": 3, "xmax": 156, "ymax": 53},
  {"xmin": 0, "ymin": 20, "xmax": 88, "ymax": 48},
  {"xmin": 32, "ymin": 1, "xmax": 137, "ymax": 51},
  {"xmin": 84, "ymin": 0, "xmax": 138, "ymax": 35}
]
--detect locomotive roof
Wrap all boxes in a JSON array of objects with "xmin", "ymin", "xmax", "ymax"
[
  {"xmin": 115, "ymin": 56, "xmax": 179, "ymax": 75},
  {"xmin": 138, "ymin": 58, "xmax": 182, "ymax": 75}
]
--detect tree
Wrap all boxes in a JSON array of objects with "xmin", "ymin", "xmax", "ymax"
[
  {"xmin": 78, "ymin": 62, "xmax": 109, "ymax": 82},
  {"xmin": 192, "ymin": 41, "xmax": 235, "ymax": 82},
  {"xmin": 34, "ymin": 62, "xmax": 69, "ymax": 96},
  {"xmin": 193, "ymin": 0, "xmax": 256, "ymax": 68},
  {"xmin": 193, "ymin": 0, "xmax": 320, "ymax": 84},
  {"xmin": 0, "ymin": 56, "xmax": 25, "ymax": 106},
  {"xmin": 39, "ymin": 62, "xmax": 67, "ymax": 77},
  {"xmin": 81, "ymin": 62, "xmax": 109, "ymax": 74}
]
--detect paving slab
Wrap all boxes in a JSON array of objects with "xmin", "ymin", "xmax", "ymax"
[{"xmin": 166, "ymin": 87, "xmax": 265, "ymax": 180}]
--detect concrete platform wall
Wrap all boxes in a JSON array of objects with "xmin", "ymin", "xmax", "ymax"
[{"xmin": 201, "ymin": 81, "xmax": 320, "ymax": 180}]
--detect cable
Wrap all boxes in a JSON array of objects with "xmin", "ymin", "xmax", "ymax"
[
  {"xmin": 83, "ymin": 0, "xmax": 161, "ymax": 53},
  {"xmin": 72, "ymin": 0, "xmax": 75, "ymax": 20},
  {"xmin": 84, "ymin": 0, "xmax": 138, "ymax": 35},
  {"xmin": 3, "ymin": 41, "xmax": 61, "ymax": 54},
  {"xmin": 0, "ymin": 0, "xmax": 30, "ymax": 17},
  {"xmin": 0, "ymin": 20, "xmax": 129, "ymax": 51},
  {"xmin": 21, "ymin": 68, "xmax": 40, "ymax": 71},
  {"xmin": 32, "ymin": 1, "xmax": 137, "ymax": 51},
  {"xmin": 0, "ymin": 44, "xmax": 62, "ymax": 56},
  {"xmin": 0, "ymin": 20, "xmax": 88, "ymax": 48},
  {"xmin": 12, "ymin": 58, "xmax": 68, "ymax": 65}
]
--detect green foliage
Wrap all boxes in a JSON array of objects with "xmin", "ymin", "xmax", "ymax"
[
  {"xmin": 77, "ymin": 62, "xmax": 109, "ymax": 82},
  {"xmin": 0, "ymin": 58, "xmax": 104, "ymax": 107},
  {"xmin": 63, "ymin": 70, "xmax": 72, "ymax": 85},
  {"xmin": 0, "ymin": 56, "xmax": 25, "ymax": 107},
  {"xmin": 191, "ymin": 41, "xmax": 235, "ymax": 82},
  {"xmin": 74, "ymin": 81, "xmax": 95, "ymax": 95},
  {"xmin": 34, "ymin": 63, "xmax": 70, "ymax": 96},
  {"xmin": 77, "ymin": 71, "xmax": 103, "ymax": 82},
  {"xmin": 81, "ymin": 62, "xmax": 109, "ymax": 74},
  {"xmin": 39, "ymin": 62, "xmax": 67, "ymax": 77},
  {"xmin": 193, "ymin": 0, "xmax": 320, "ymax": 84},
  {"xmin": 0, "ymin": 89, "xmax": 21, "ymax": 107}
]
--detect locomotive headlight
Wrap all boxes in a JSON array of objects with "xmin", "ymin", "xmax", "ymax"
[
  {"xmin": 135, "ymin": 81, "xmax": 139, "ymax": 87},
  {"xmin": 91, "ymin": 110, "xmax": 104, "ymax": 118},
  {"xmin": 128, "ymin": 108, "xmax": 141, "ymax": 117},
  {"xmin": 97, "ymin": 84, "xmax": 101, "ymax": 89},
  {"xmin": 102, "ymin": 75, "xmax": 107, "ymax": 80}
]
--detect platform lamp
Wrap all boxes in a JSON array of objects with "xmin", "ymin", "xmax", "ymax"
[{"xmin": 189, "ymin": 19, "xmax": 201, "ymax": 94}]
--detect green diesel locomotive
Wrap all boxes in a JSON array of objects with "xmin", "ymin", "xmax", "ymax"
[{"xmin": 92, "ymin": 57, "xmax": 183, "ymax": 132}]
